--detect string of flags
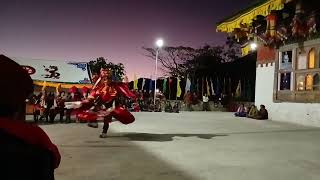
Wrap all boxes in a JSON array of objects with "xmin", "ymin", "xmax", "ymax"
[{"xmin": 130, "ymin": 75, "xmax": 252, "ymax": 100}]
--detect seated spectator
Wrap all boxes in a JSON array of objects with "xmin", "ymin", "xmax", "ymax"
[
  {"xmin": 221, "ymin": 93, "xmax": 229, "ymax": 108},
  {"xmin": 172, "ymin": 102, "xmax": 180, "ymax": 113},
  {"xmin": 31, "ymin": 95, "xmax": 41, "ymax": 123},
  {"xmin": 0, "ymin": 55, "xmax": 60, "ymax": 180},
  {"xmin": 192, "ymin": 92, "xmax": 199, "ymax": 105},
  {"xmin": 165, "ymin": 101, "xmax": 173, "ymax": 113},
  {"xmin": 184, "ymin": 91, "xmax": 193, "ymax": 111},
  {"xmin": 247, "ymin": 105, "xmax": 258, "ymax": 118},
  {"xmin": 234, "ymin": 103, "xmax": 247, "ymax": 117},
  {"xmin": 137, "ymin": 97, "xmax": 144, "ymax": 110},
  {"xmin": 253, "ymin": 105, "xmax": 268, "ymax": 120},
  {"xmin": 148, "ymin": 103, "xmax": 155, "ymax": 112},
  {"xmin": 133, "ymin": 103, "xmax": 140, "ymax": 112},
  {"xmin": 154, "ymin": 99, "xmax": 162, "ymax": 112}
]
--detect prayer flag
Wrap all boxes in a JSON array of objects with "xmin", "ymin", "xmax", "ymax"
[
  {"xmin": 176, "ymin": 78, "xmax": 182, "ymax": 97},
  {"xmin": 235, "ymin": 80, "xmax": 241, "ymax": 98},
  {"xmin": 133, "ymin": 74, "xmax": 138, "ymax": 90}
]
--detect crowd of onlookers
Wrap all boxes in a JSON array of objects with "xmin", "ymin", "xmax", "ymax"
[
  {"xmin": 29, "ymin": 89, "xmax": 178, "ymax": 123},
  {"xmin": 30, "ymin": 90, "xmax": 84, "ymax": 123},
  {"xmin": 125, "ymin": 90, "xmax": 159, "ymax": 112},
  {"xmin": 29, "ymin": 88, "xmax": 267, "ymax": 123},
  {"xmin": 124, "ymin": 90, "xmax": 179, "ymax": 113},
  {"xmin": 234, "ymin": 103, "xmax": 268, "ymax": 120},
  {"xmin": 183, "ymin": 91, "xmax": 230, "ymax": 111},
  {"xmin": 29, "ymin": 89, "xmax": 219, "ymax": 123}
]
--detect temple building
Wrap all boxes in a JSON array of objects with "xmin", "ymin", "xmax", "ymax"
[{"xmin": 217, "ymin": 0, "xmax": 320, "ymax": 126}]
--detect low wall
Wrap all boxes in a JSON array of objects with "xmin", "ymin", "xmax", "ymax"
[{"xmin": 164, "ymin": 100, "xmax": 227, "ymax": 112}]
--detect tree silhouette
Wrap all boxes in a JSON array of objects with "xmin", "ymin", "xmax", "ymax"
[
  {"xmin": 88, "ymin": 57, "xmax": 125, "ymax": 81},
  {"xmin": 143, "ymin": 42, "xmax": 240, "ymax": 78}
]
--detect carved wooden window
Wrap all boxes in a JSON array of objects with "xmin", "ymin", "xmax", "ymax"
[
  {"xmin": 313, "ymin": 73, "xmax": 320, "ymax": 90},
  {"xmin": 308, "ymin": 48, "xmax": 315, "ymax": 69},
  {"xmin": 280, "ymin": 51, "xmax": 292, "ymax": 70},
  {"xmin": 296, "ymin": 74, "xmax": 305, "ymax": 91},
  {"xmin": 275, "ymin": 39, "xmax": 320, "ymax": 103},
  {"xmin": 306, "ymin": 74, "xmax": 313, "ymax": 90},
  {"xmin": 280, "ymin": 73, "xmax": 291, "ymax": 90}
]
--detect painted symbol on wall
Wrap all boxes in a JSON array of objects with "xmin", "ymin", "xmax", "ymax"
[
  {"xmin": 21, "ymin": 65, "xmax": 36, "ymax": 75},
  {"xmin": 42, "ymin": 65, "xmax": 61, "ymax": 79}
]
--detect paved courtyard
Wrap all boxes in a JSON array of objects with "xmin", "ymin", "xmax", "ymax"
[{"xmin": 40, "ymin": 112, "xmax": 320, "ymax": 180}]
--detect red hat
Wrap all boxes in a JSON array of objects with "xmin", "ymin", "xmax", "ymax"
[
  {"xmin": 69, "ymin": 86, "xmax": 78, "ymax": 93},
  {"xmin": 81, "ymin": 86, "xmax": 90, "ymax": 93},
  {"xmin": 0, "ymin": 55, "xmax": 33, "ymax": 107}
]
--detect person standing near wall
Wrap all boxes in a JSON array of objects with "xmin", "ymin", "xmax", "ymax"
[
  {"xmin": 202, "ymin": 94, "xmax": 210, "ymax": 111},
  {"xmin": 56, "ymin": 91, "xmax": 66, "ymax": 123},
  {"xmin": 65, "ymin": 92, "xmax": 73, "ymax": 123}
]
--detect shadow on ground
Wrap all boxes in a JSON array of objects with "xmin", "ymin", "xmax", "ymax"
[
  {"xmin": 54, "ymin": 131, "xmax": 201, "ymax": 180},
  {"xmin": 111, "ymin": 133, "xmax": 228, "ymax": 142}
]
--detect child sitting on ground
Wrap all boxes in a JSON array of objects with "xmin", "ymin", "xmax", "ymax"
[{"xmin": 234, "ymin": 103, "xmax": 247, "ymax": 117}]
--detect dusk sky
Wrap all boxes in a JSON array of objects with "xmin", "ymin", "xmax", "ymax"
[{"xmin": 0, "ymin": 0, "xmax": 252, "ymax": 80}]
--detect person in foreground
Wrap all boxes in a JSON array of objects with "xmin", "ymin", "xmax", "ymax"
[{"xmin": 0, "ymin": 55, "xmax": 60, "ymax": 180}]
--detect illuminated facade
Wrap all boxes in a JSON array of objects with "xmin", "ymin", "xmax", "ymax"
[{"xmin": 217, "ymin": 0, "xmax": 320, "ymax": 126}]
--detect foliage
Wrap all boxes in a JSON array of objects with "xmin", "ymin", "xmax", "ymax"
[
  {"xmin": 88, "ymin": 57, "xmax": 125, "ymax": 81},
  {"xmin": 143, "ymin": 39, "xmax": 241, "ymax": 78},
  {"xmin": 143, "ymin": 46, "xmax": 197, "ymax": 77}
]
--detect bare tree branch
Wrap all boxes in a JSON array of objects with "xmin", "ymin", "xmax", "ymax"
[{"xmin": 142, "ymin": 42, "xmax": 240, "ymax": 79}]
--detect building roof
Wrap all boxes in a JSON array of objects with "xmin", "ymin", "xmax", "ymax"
[{"xmin": 216, "ymin": 0, "xmax": 287, "ymax": 33}]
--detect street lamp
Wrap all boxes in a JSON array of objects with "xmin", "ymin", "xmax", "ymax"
[
  {"xmin": 154, "ymin": 38, "xmax": 164, "ymax": 106},
  {"xmin": 250, "ymin": 42, "xmax": 257, "ymax": 51}
]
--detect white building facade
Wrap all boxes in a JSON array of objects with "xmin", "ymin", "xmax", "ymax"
[{"xmin": 217, "ymin": 0, "xmax": 320, "ymax": 127}]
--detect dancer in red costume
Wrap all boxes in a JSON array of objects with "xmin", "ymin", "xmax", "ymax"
[{"xmin": 75, "ymin": 67, "xmax": 136, "ymax": 138}]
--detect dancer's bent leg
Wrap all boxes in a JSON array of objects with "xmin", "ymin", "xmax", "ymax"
[{"xmin": 100, "ymin": 115, "xmax": 111, "ymax": 138}]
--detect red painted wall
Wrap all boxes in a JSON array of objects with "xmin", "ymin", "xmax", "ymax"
[{"xmin": 257, "ymin": 46, "xmax": 276, "ymax": 63}]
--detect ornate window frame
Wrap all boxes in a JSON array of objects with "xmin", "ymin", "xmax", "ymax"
[{"xmin": 273, "ymin": 39, "xmax": 320, "ymax": 103}]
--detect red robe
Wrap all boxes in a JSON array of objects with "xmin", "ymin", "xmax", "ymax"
[
  {"xmin": 78, "ymin": 81, "xmax": 136, "ymax": 124},
  {"xmin": 0, "ymin": 118, "xmax": 60, "ymax": 169}
]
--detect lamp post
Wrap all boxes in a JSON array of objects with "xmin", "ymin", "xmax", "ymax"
[
  {"xmin": 154, "ymin": 39, "xmax": 164, "ymax": 106},
  {"xmin": 250, "ymin": 42, "xmax": 257, "ymax": 51}
]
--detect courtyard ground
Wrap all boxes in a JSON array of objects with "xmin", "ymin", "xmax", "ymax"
[{"xmin": 38, "ymin": 112, "xmax": 320, "ymax": 180}]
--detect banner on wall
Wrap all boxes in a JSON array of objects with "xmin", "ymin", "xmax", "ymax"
[{"xmin": 12, "ymin": 57, "xmax": 91, "ymax": 84}]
